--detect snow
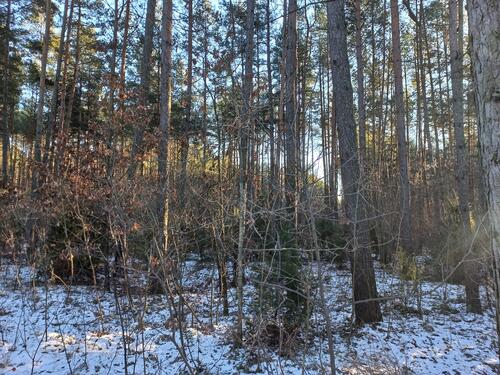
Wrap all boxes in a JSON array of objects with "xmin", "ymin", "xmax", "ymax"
[{"xmin": 0, "ymin": 259, "xmax": 498, "ymax": 374}]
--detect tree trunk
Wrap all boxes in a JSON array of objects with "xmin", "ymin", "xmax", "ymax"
[
  {"xmin": 158, "ymin": 0, "xmax": 173, "ymax": 257},
  {"xmin": 1, "ymin": 0, "xmax": 12, "ymax": 187},
  {"xmin": 266, "ymin": 0, "xmax": 279, "ymax": 249},
  {"xmin": 355, "ymin": 0, "xmax": 366, "ymax": 166},
  {"xmin": 202, "ymin": 8, "xmax": 209, "ymax": 168},
  {"xmin": 236, "ymin": 0, "xmax": 254, "ymax": 346},
  {"xmin": 422, "ymin": 1, "xmax": 443, "ymax": 227},
  {"xmin": 63, "ymin": 2, "xmax": 81, "ymax": 136},
  {"xmin": 468, "ymin": 0, "xmax": 500, "ymax": 351},
  {"xmin": 118, "ymin": 0, "xmax": 131, "ymax": 113},
  {"xmin": 266, "ymin": 0, "xmax": 276, "ymax": 202},
  {"xmin": 44, "ymin": 0, "xmax": 69, "ymax": 167},
  {"xmin": 285, "ymin": 0, "xmax": 297, "ymax": 221},
  {"xmin": 178, "ymin": 0, "xmax": 193, "ymax": 207},
  {"xmin": 468, "ymin": 0, "xmax": 500, "ymax": 320},
  {"xmin": 128, "ymin": 0, "xmax": 156, "ymax": 178},
  {"xmin": 105, "ymin": 0, "xmax": 119, "ymax": 180},
  {"xmin": 32, "ymin": 0, "xmax": 52, "ymax": 194},
  {"xmin": 327, "ymin": 0, "xmax": 382, "ymax": 324},
  {"xmin": 449, "ymin": 0, "xmax": 481, "ymax": 313},
  {"xmin": 390, "ymin": 0, "xmax": 413, "ymax": 253},
  {"xmin": 54, "ymin": 0, "xmax": 75, "ymax": 173}
]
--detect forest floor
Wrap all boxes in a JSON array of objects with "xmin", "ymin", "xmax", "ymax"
[{"xmin": 0, "ymin": 256, "xmax": 498, "ymax": 375}]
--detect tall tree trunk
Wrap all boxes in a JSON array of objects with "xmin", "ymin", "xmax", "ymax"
[
  {"xmin": 390, "ymin": 0, "xmax": 413, "ymax": 253},
  {"xmin": 409, "ymin": 1, "xmax": 432, "ymax": 244},
  {"xmin": 105, "ymin": 0, "xmax": 119, "ymax": 182},
  {"xmin": 422, "ymin": 1, "xmax": 443, "ymax": 227},
  {"xmin": 327, "ymin": 0, "xmax": 382, "ymax": 324},
  {"xmin": 285, "ymin": 0, "xmax": 297, "ymax": 222},
  {"xmin": 296, "ymin": 11, "xmax": 310, "ymax": 226},
  {"xmin": 266, "ymin": 0, "xmax": 279, "ymax": 249},
  {"xmin": 328, "ymin": 61, "xmax": 339, "ymax": 219},
  {"xmin": 319, "ymin": 50, "xmax": 329, "ymax": 206},
  {"xmin": 1, "ymin": 0, "xmax": 12, "ymax": 187},
  {"xmin": 54, "ymin": 0, "xmax": 75, "ymax": 173},
  {"xmin": 236, "ymin": 0, "xmax": 254, "ymax": 346},
  {"xmin": 158, "ymin": 0, "xmax": 173, "ymax": 257},
  {"xmin": 119, "ymin": 0, "xmax": 131, "ymax": 113},
  {"xmin": 63, "ymin": 0, "xmax": 81, "ymax": 139},
  {"xmin": 128, "ymin": 0, "xmax": 156, "ymax": 178},
  {"xmin": 355, "ymin": 0, "xmax": 366, "ymax": 166},
  {"xmin": 467, "ymin": 0, "xmax": 500, "ymax": 352},
  {"xmin": 277, "ymin": 0, "xmax": 288, "ymax": 207},
  {"xmin": 178, "ymin": 0, "xmax": 193, "ymax": 207},
  {"xmin": 436, "ymin": 30, "xmax": 448, "ymax": 156},
  {"xmin": 266, "ymin": 0, "xmax": 276, "ymax": 201},
  {"xmin": 416, "ymin": 2, "xmax": 433, "ymax": 163},
  {"xmin": 32, "ymin": 0, "xmax": 52, "ymax": 194},
  {"xmin": 449, "ymin": 0, "xmax": 481, "ymax": 313},
  {"xmin": 202, "ymin": 8, "xmax": 209, "ymax": 168},
  {"xmin": 44, "ymin": 0, "xmax": 69, "ymax": 166},
  {"xmin": 115, "ymin": 0, "xmax": 131, "ymax": 164}
]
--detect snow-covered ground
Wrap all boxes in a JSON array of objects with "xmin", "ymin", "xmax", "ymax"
[{"xmin": 0, "ymin": 258, "xmax": 498, "ymax": 374}]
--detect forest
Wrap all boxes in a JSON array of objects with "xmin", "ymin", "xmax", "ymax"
[{"xmin": 0, "ymin": 0, "xmax": 499, "ymax": 373}]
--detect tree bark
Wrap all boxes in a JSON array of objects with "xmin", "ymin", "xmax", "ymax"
[
  {"xmin": 327, "ymin": 0, "xmax": 382, "ymax": 324},
  {"xmin": 128, "ymin": 0, "xmax": 156, "ymax": 178},
  {"xmin": 468, "ymin": 0, "xmax": 499, "ymax": 325},
  {"xmin": 158, "ymin": 0, "xmax": 173, "ymax": 256},
  {"xmin": 285, "ymin": 0, "xmax": 297, "ymax": 220},
  {"xmin": 390, "ymin": 0, "xmax": 413, "ymax": 253},
  {"xmin": 32, "ymin": 0, "xmax": 52, "ymax": 194},
  {"xmin": 266, "ymin": 0, "xmax": 276, "ymax": 201},
  {"xmin": 44, "ymin": 0, "xmax": 69, "ymax": 167},
  {"xmin": 1, "ymin": 0, "xmax": 12, "ymax": 187},
  {"xmin": 105, "ymin": 0, "xmax": 119, "ymax": 180},
  {"xmin": 355, "ymin": 0, "xmax": 366, "ymax": 166},
  {"xmin": 54, "ymin": 0, "xmax": 75, "ymax": 173},
  {"xmin": 449, "ymin": 0, "xmax": 482, "ymax": 313},
  {"xmin": 236, "ymin": 0, "xmax": 254, "ymax": 346},
  {"xmin": 118, "ymin": 0, "xmax": 131, "ymax": 113},
  {"xmin": 178, "ymin": 0, "xmax": 193, "ymax": 207},
  {"xmin": 62, "ymin": 0, "xmax": 81, "ymax": 136}
]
